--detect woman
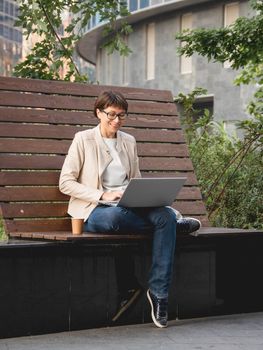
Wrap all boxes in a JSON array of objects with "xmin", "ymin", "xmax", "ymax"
[{"xmin": 59, "ymin": 91, "xmax": 200, "ymax": 328}]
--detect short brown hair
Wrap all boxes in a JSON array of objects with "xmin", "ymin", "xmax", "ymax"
[{"xmin": 94, "ymin": 91, "xmax": 128, "ymax": 118}]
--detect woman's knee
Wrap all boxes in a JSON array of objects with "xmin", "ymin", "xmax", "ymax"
[
  {"xmin": 148, "ymin": 206, "xmax": 177, "ymax": 228},
  {"xmin": 85, "ymin": 206, "xmax": 126, "ymax": 232},
  {"xmin": 104, "ymin": 207, "xmax": 127, "ymax": 231}
]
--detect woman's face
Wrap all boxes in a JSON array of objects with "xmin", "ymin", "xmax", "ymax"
[{"xmin": 97, "ymin": 105, "xmax": 126, "ymax": 138}]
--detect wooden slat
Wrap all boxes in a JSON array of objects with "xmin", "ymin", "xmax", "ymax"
[
  {"xmin": 138, "ymin": 144, "xmax": 189, "ymax": 157},
  {"xmin": 0, "ymin": 139, "xmax": 71, "ymax": 154},
  {"xmin": 129, "ymin": 100, "xmax": 176, "ymax": 115},
  {"xmin": 0, "ymin": 187, "xmax": 200, "ymax": 204},
  {"xmin": 132, "ymin": 129, "xmax": 185, "ymax": 143},
  {"xmin": 0, "ymin": 155, "xmax": 193, "ymax": 171},
  {"xmin": 8, "ymin": 231, "xmax": 69, "ymax": 240},
  {"xmin": 172, "ymin": 201, "xmax": 207, "ymax": 215},
  {"xmin": 0, "ymin": 91, "xmax": 177, "ymax": 115},
  {"xmin": 1, "ymin": 203, "xmax": 68, "ymax": 218},
  {"xmin": 191, "ymin": 227, "xmax": 263, "ymax": 237},
  {"xmin": 8, "ymin": 231, "xmax": 150, "ymax": 241},
  {"xmin": 0, "ymin": 123, "xmax": 82, "ymax": 139},
  {"xmin": 0, "ymin": 171, "xmax": 60, "ymax": 185},
  {"xmin": 0, "ymin": 108, "xmax": 180, "ymax": 129},
  {"xmin": 0, "ymin": 171, "xmax": 199, "ymax": 186},
  {"xmin": 0, "ymin": 187, "xmax": 67, "ymax": 201},
  {"xmin": 140, "ymin": 157, "xmax": 194, "ymax": 171},
  {"xmin": 0, "ymin": 91, "xmax": 94, "ymax": 110},
  {"xmin": 141, "ymin": 172, "xmax": 198, "ymax": 186},
  {"xmin": 0, "ymin": 155, "xmax": 65, "ymax": 170},
  {"xmin": 5, "ymin": 218, "xmax": 71, "ymax": 232},
  {"xmin": 0, "ymin": 76, "xmax": 173, "ymax": 102},
  {"xmin": 0, "ymin": 124, "xmax": 185, "ymax": 142},
  {"xmin": 0, "ymin": 188, "xmax": 202, "ymax": 215},
  {"xmin": 15, "ymin": 227, "xmax": 245, "ymax": 241},
  {"xmin": 0, "ymin": 139, "xmax": 189, "ymax": 157}
]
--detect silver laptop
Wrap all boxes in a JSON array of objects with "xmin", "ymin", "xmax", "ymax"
[{"xmin": 98, "ymin": 177, "xmax": 186, "ymax": 208}]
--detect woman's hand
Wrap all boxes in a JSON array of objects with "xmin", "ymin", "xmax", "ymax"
[{"xmin": 100, "ymin": 191, "xmax": 123, "ymax": 201}]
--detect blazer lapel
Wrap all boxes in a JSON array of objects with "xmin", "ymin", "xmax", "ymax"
[
  {"xmin": 94, "ymin": 125, "xmax": 112, "ymax": 180},
  {"xmin": 116, "ymin": 131, "xmax": 131, "ymax": 178}
]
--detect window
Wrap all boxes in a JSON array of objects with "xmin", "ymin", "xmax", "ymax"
[
  {"xmin": 3, "ymin": 24, "xmax": 8, "ymax": 39},
  {"xmin": 140, "ymin": 0, "xmax": 149, "ymax": 9},
  {"xmin": 10, "ymin": 2, "xmax": 14, "ymax": 17},
  {"xmin": 224, "ymin": 2, "xmax": 239, "ymax": 68},
  {"xmin": 4, "ymin": 1, "xmax": 8, "ymax": 14},
  {"xmin": 15, "ymin": 3, "xmax": 19, "ymax": 17},
  {"xmin": 193, "ymin": 96, "xmax": 214, "ymax": 120},
  {"xmin": 180, "ymin": 13, "xmax": 192, "ymax": 74},
  {"xmin": 129, "ymin": 0, "xmax": 138, "ymax": 11},
  {"xmin": 146, "ymin": 22, "xmax": 155, "ymax": 80}
]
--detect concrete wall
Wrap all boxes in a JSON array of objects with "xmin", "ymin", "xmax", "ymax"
[{"xmin": 96, "ymin": 0, "xmax": 254, "ymax": 127}]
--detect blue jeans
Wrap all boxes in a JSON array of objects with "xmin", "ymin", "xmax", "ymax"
[{"xmin": 84, "ymin": 205, "xmax": 177, "ymax": 298}]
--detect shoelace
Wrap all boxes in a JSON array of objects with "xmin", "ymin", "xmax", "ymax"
[
  {"xmin": 177, "ymin": 219, "xmax": 190, "ymax": 233},
  {"xmin": 155, "ymin": 296, "xmax": 168, "ymax": 318}
]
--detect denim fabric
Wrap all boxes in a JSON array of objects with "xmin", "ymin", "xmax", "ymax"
[{"xmin": 84, "ymin": 205, "xmax": 177, "ymax": 298}]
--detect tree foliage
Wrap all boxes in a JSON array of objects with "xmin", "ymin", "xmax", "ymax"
[
  {"xmin": 176, "ymin": 90, "xmax": 263, "ymax": 229},
  {"xmin": 175, "ymin": 1, "xmax": 262, "ymax": 228},
  {"xmin": 14, "ymin": 0, "xmax": 132, "ymax": 81},
  {"xmin": 176, "ymin": 0, "xmax": 263, "ymax": 120}
]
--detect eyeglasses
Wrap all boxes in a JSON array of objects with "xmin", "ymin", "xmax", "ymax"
[{"xmin": 100, "ymin": 110, "xmax": 128, "ymax": 120}]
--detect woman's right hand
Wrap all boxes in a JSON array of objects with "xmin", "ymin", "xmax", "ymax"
[{"xmin": 100, "ymin": 191, "xmax": 123, "ymax": 201}]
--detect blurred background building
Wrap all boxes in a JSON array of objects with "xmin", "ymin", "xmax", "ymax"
[
  {"xmin": 1, "ymin": 0, "xmax": 255, "ymax": 126},
  {"xmin": 77, "ymin": 0, "xmax": 254, "ymax": 128},
  {"xmin": 0, "ymin": 0, "xmax": 22, "ymax": 76},
  {"xmin": 0, "ymin": 2, "xmax": 94, "ymax": 81}
]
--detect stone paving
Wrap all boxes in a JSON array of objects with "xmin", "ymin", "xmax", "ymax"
[{"xmin": 1, "ymin": 312, "xmax": 263, "ymax": 350}]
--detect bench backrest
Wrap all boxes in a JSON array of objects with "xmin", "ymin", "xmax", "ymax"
[{"xmin": 0, "ymin": 76, "xmax": 208, "ymax": 236}]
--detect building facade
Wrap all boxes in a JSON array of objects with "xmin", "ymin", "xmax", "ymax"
[
  {"xmin": 77, "ymin": 0, "xmax": 254, "ymax": 128},
  {"xmin": 0, "ymin": 0, "xmax": 22, "ymax": 76}
]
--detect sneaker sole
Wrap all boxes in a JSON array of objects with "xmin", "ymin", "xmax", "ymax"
[
  {"xmin": 112, "ymin": 289, "xmax": 142, "ymax": 322},
  {"xmin": 147, "ymin": 289, "xmax": 167, "ymax": 328}
]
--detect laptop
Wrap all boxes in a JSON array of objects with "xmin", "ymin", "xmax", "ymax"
[{"xmin": 98, "ymin": 177, "xmax": 186, "ymax": 208}]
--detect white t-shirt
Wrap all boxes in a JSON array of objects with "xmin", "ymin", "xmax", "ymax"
[{"xmin": 102, "ymin": 138, "xmax": 128, "ymax": 191}]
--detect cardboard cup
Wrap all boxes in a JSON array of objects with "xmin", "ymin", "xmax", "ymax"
[{"xmin": 71, "ymin": 218, "xmax": 83, "ymax": 235}]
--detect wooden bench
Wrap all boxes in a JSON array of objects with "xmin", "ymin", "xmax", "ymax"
[
  {"xmin": 1, "ymin": 76, "xmax": 263, "ymax": 338},
  {"xmin": 0, "ymin": 76, "xmax": 210, "ymax": 240}
]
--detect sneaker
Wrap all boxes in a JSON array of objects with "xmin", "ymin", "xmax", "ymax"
[
  {"xmin": 176, "ymin": 217, "xmax": 201, "ymax": 234},
  {"xmin": 147, "ymin": 289, "xmax": 168, "ymax": 328},
  {"xmin": 112, "ymin": 286, "xmax": 143, "ymax": 322}
]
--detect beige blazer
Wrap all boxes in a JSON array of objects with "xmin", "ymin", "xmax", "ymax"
[{"xmin": 59, "ymin": 124, "xmax": 141, "ymax": 221}]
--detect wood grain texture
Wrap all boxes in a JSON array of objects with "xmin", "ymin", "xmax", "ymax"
[
  {"xmin": 0, "ymin": 108, "xmax": 180, "ymax": 128},
  {"xmin": 0, "ymin": 76, "xmax": 173, "ymax": 102},
  {"xmin": 0, "ymin": 139, "xmax": 189, "ymax": 157}
]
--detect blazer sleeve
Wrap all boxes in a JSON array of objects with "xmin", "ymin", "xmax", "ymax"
[
  {"xmin": 59, "ymin": 133, "xmax": 103, "ymax": 202},
  {"xmin": 133, "ymin": 139, "xmax": 142, "ymax": 179}
]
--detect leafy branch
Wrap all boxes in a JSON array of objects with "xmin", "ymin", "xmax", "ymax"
[{"xmin": 14, "ymin": 0, "xmax": 132, "ymax": 81}]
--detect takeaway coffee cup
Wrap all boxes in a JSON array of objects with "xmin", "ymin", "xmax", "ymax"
[{"xmin": 71, "ymin": 218, "xmax": 84, "ymax": 235}]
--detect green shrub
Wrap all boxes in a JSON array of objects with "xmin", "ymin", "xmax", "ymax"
[
  {"xmin": 0, "ymin": 217, "xmax": 8, "ymax": 241},
  {"xmin": 176, "ymin": 89, "xmax": 263, "ymax": 229}
]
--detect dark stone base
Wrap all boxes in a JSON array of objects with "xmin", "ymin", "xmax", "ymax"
[{"xmin": 1, "ymin": 235, "xmax": 263, "ymax": 338}]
